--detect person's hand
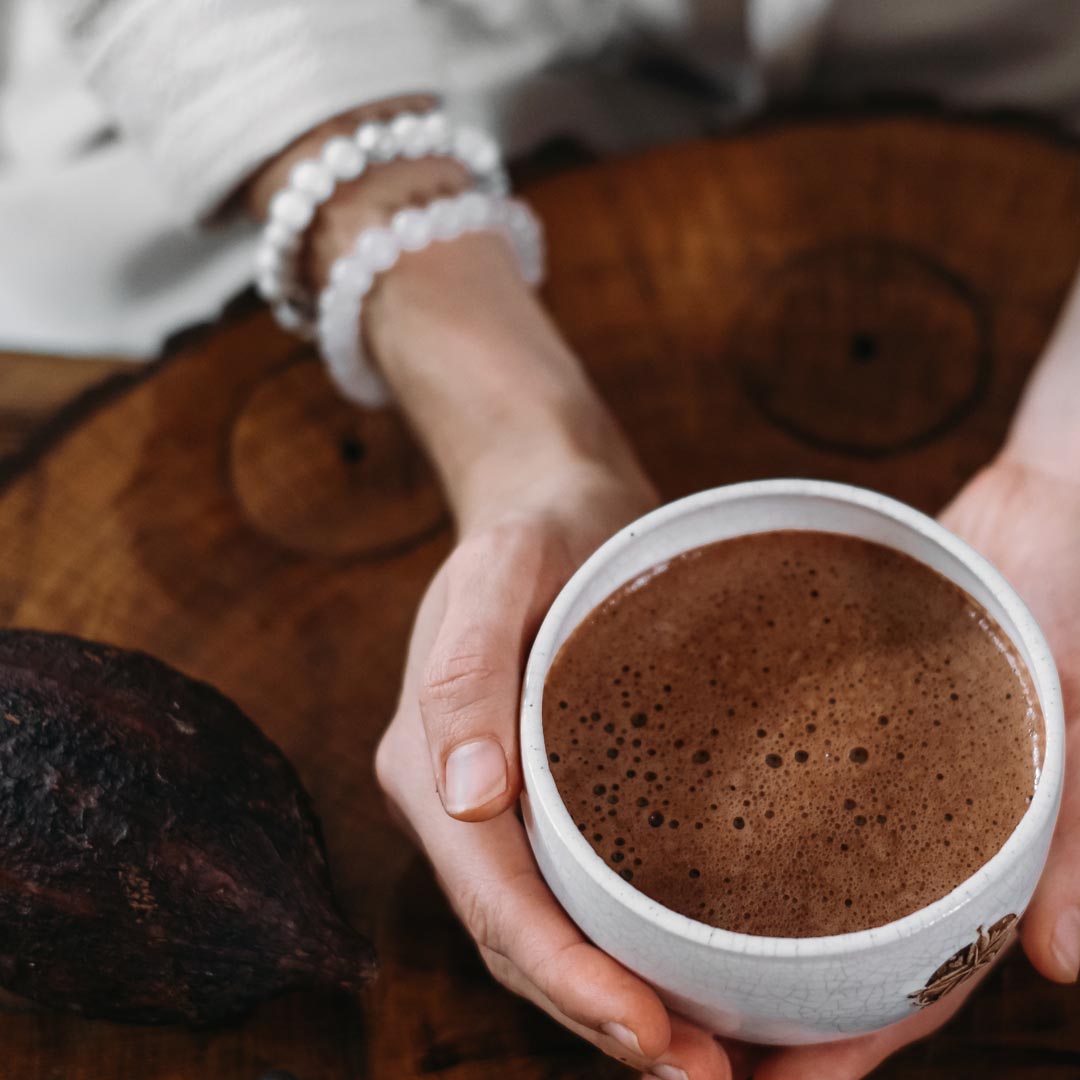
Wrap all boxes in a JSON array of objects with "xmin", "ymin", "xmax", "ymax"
[
  {"xmin": 734, "ymin": 455, "xmax": 1080, "ymax": 1080},
  {"xmin": 376, "ymin": 462, "xmax": 739, "ymax": 1080},
  {"xmin": 941, "ymin": 458, "xmax": 1080, "ymax": 983},
  {"xmin": 251, "ymin": 100, "xmax": 1080, "ymax": 1080},
  {"xmin": 257, "ymin": 108, "xmax": 736, "ymax": 1073}
]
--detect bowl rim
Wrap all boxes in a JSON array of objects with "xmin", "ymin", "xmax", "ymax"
[{"xmin": 520, "ymin": 478, "xmax": 1065, "ymax": 959}]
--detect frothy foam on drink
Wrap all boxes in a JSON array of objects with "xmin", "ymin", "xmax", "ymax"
[{"xmin": 543, "ymin": 531, "xmax": 1043, "ymax": 937}]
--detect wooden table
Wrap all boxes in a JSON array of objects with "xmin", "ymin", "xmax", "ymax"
[{"xmin": 0, "ymin": 114, "xmax": 1077, "ymax": 1079}]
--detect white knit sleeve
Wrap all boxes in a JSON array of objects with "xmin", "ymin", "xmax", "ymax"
[{"xmin": 46, "ymin": 0, "xmax": 441, "ymax": 220}]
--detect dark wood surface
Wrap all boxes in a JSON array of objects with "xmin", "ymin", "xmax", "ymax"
[{"xmin": 0, "ymin": 115, "xmax": 1078, "ymax": 1079}]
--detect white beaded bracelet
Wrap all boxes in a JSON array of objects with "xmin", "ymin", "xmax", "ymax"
[
  {"xmin": 316, "ymin": 191, "xmax": 545, "ymax": 407},
  {"xmin": 255, "ymin": 109, "xmax": 508, "ymax": 337}
]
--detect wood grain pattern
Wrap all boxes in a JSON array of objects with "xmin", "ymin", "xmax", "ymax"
[
  {"xmin": 0, "ymin": 352, "xmax": 133, "ymax": 460},
  {"xmin": 0, "ymin": 115, "xmax": 1078, "ymax": 1079}
]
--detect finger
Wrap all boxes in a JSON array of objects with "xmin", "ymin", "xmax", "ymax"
[
  {"xmin": 381, "ymin": 707, "xmax": 674, "ymax": 1061},
  {"xmin": 722, "ymin": 1040, "xmax": 769, "ymax": 1080},
  {"xmin": 1021, "ymin": 706, "xmax": 1080, "ymax": 982},
  {"xmin": 382, "ymin": 548, "xmax": 701, "ymax": 1072},
  {"xmin": 483, "ymin": 945, "xmax": 654, "ymax": 1067},
  {"xmin": 752, "ymin": 970, "xmax": 980, "ymax": 1080},
  {"xmin": 446, "ymin": 810, "xmax": 674, "ymax": 1057},
  {"xmin": 640, "ymin": 1013, "xmax": 732, "ymax": 1080},
  {"xmin": 491, "ymin": 952, "xmax": 730, "ymax": 1080},
  {"xmin": 419, "ymin": 524, "xmax": 561, "ymax": 821}
]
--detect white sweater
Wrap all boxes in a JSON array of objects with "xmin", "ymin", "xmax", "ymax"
[
  {"xmin": 45, "ymin": 0, "xmax": 1080, "ymax": 218},
  {"xmin": 5, "ymin": 0, "xmax": 1080, "ymax": 354}
]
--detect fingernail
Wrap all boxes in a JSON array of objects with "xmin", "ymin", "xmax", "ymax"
[
  {"xmin": 653, "ymin": 1066, "xmax": 689, "ymax": 1080},
  {"xmin": 444, "ymin": 738, "xmax": 507, "ymax": 814},
  {"xmin": 1050, "ymin": 906, "xmax": 1080, "ymax": 981},
  {"xmin": 601, "ymin": 1021, "xmax": 642, "ymax": 1055}
]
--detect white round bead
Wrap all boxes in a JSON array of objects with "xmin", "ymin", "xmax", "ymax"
[
  {"xmin": 455, "ymin": 127, "xmax": 500, "ymax": 175},
  {"xmin": 259, "ymin": 115, "xmax": 529, "ymax": 354},
  {"xmin": 264, "ymin": 219, "xmax": 300, "ymax": 253},
  {"xmin": 474, "ymin": 140, "xmax": 501, "ymax": 175},
  {"xmin": 452, "ymin": 127, "xmax": 481, "ymax": 159},
  {"xmin": 506, "ymin": 202, "xmax": 534, "ymax": 236},
  {"xmin": 312, "ymin": 190, "xmax": 542, "ymax": 408},
  {"xmin": 329, "ymin": 259, "xmax": 351, "ymax": 287},
  {"xmin": 355, "ymin": 123, "xmax": 381, "ymax": 154},
  {"xmin": 421, "ymin": 112, "xmax": 451, "ymax": 153},
  {"xmin": 392, "ymin": 207, "xmax": 434, "ymax": 251},
  {"xmin": 421, "ymin": 111, "xmax": 451, "ymax": 145},
  {"xmin": 254, "ymin": 244, "xmax": 285, "ymax": 275},
  {"xmin": 355, "ymin": 227, "xmax": 399, "ymax": 273},
  {"xmin": 319, "ymin": 301, "xmax": 346, "ymax": 333},
  {"xmin": 323, "ymin": 331, "xmax": 355, "ymax": 369},
  {"xmin": 389, "ymin": 113, "xmax": 421, "ymax": 143},
  {"xmin": 273, "ymin": 303, "xmax": 305, "ymax": 332},
  {"xmin": 256, "ymin": 266, "xmax": 285, "ymax": 300},
  {"xmin": 290, "ymin": 159, "xmax": 335, "ymax": 202},
  {"xmin": 458, "ymin": 191, "xmax": 490, "ymax": 229},
  {"xmin": 428, "ymin": 198, "xmax": 465, "ymax": 240},
  {"xmin": 269, "ymin": 188, "xmax": 315, "ymax": 231},
  {"xmin": 401, "ymin": 125, "xmax": 433, "ymax": 159},
  {"xmin": 487, "ymin": 169, "xmax": 511, "ymax": 197},
  {"xmin": 322, "ymin": 136, "xmax": 366, "ymax": 181},
  {"xmin": 339, "ymin": 260, "xmax": 373, "ymax": 294},
  {"xmin": 325, "ymin": 327, "xmax": 355, "ymax": 360},
  {"xmin": 369, "ymin": 126, "xmax": 399, "ymax": 162},
  {"xmin": 345, "ymin": 369, "xmax": 392, "ymax": 408}
]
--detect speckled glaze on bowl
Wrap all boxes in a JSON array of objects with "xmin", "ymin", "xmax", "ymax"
[{"xmin": 521, "ymin": 480, "xmax": 1064, "ymax": 1045}]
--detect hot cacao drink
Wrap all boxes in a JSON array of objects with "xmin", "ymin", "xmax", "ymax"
[{"xmin": 543, "ymin": 530, "xmax": 1043, "ymax": 937}]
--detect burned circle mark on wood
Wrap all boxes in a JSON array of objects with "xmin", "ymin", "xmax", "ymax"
[
  {"xmin": 732, "ymin": 240, "xmax": 991, "ymax": 459},
  {"xmin": 909, "ymin": 913, "xmax": 1018, "ymax": 1008},
  {"xmin": 229, "ymin": 358, "xmax": 447, "ymax": 558},
  {"xmin": 339, "ymin": 436, "xmax": 366, "ymax": 465}
]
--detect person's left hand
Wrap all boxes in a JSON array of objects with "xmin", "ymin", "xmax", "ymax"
[
  {"xmin": 725, "ymin": 455, "xmax": 1080, "ymax": 1080},
  {"xmin": 378, "ymin": 459, "xmax": 743, "ymax": 1080},
  {"xmin": 940, "ymin": 458, "xmax": 1080, "ymax": 984}
]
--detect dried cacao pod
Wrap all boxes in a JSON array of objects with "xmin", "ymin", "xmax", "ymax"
[{"xmin": 0, "ymin": 630, "xmax": 375, "ymax": 1024}]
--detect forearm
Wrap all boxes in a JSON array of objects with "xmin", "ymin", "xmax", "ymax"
[
  {"xmin": 365, "ymin": 236, "xmax": 653, "ymax": 531},
  {"xmin": 248, "ymin": 108, "xmax": 653, "ymax": 533},
  {"xmin": 1004, "ymin": 264, "xmax": 1080, "ymax": 481}
]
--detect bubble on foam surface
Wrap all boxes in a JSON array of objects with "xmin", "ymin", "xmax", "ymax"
[{"xmin": 542, "ymin": 531, "xmax": 1043, "ymax": 937}]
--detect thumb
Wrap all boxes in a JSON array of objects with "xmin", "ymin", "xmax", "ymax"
[{"xmin": 419, "ymin": 525, "xmax": 558, "ymax": 822}]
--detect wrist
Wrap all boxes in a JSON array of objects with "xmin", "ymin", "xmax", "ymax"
[
  {"xmin": 366, "ymin": 234, "xmax": 654, "ymax": 530},
  {"xmin": 454, "ymin": 434, "xmax": 657, "ymax": 540},
  {"xmin": 247, "ymin": 103, "xmax": 655, "ymax": 529},
  {"xmin": 424, "ymin": 373, "xmax": 657, "ymax": 538},
  {"xmin": 246, "ymin": 96, "xmax": 437, "ymax": 219},
  {"xmin": 1001, "ymin": 276, "xmax": 1080, "ymax": 486},
  {"xmin": 245, "ymin": 95, "xmax": 470, "ymax": 293},
  {"xmin": 998, "ymin": 431, "xmax": 1080, "ymax": 492}
]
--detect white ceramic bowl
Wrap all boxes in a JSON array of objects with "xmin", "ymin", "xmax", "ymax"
[{"xmin": 520, "ymin": 479, "xmax": 1064, "ymax": 1045}]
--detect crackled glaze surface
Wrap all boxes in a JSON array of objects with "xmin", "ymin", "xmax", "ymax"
[{"xmin": 522, "ymin": 481, "xmax": 1064, "ymax": 1044}]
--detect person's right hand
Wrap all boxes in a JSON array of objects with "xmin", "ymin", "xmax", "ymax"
[{"xmin": 375, "ymin": 463, "xmax": 735, "ymax": 1080}]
